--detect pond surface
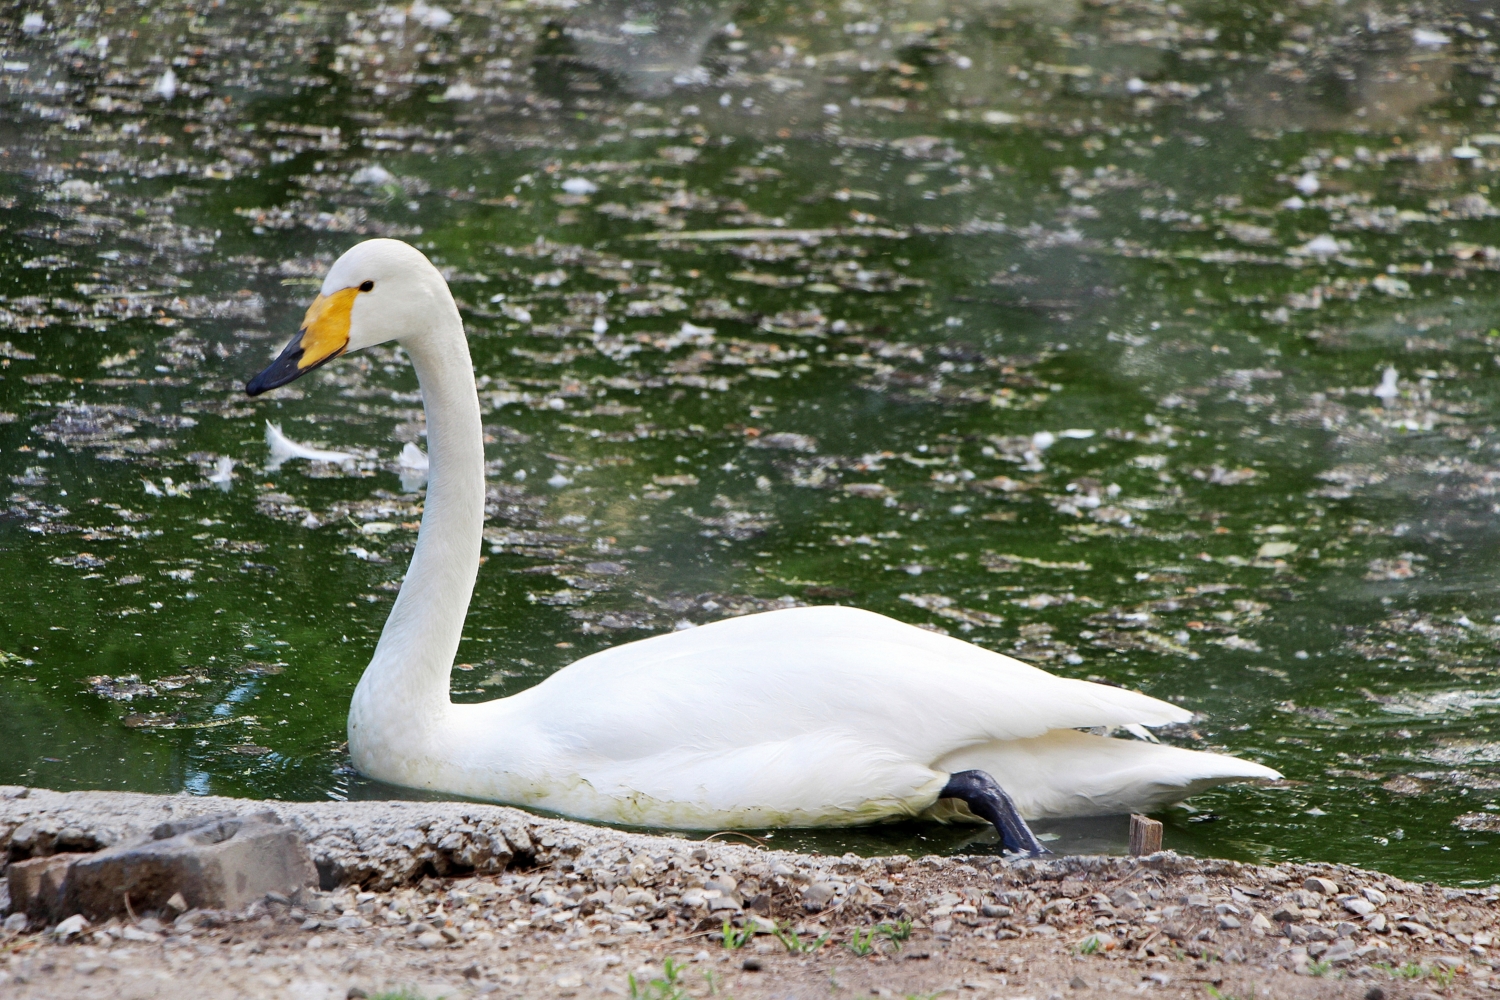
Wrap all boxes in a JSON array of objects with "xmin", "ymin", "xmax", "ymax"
[{"xmin": 4, "ymin": 0, "xmax": 1500, "ymax": 884}]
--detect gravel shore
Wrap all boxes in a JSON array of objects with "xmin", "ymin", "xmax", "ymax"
[{"xmin": 2, "ymin": 787, "xmax": 1497, "ymax": 999}]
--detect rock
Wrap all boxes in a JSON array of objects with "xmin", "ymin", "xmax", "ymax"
[
  {"xmin": 1069, "ymin": 975, "xmax": 1089, "ymax": 989},
  {"xmin": 1324, "ymin": 940, "xmax": 1358, "ymax": 965},
  {"xmin": 1364, "ymin": 989, "xmax": 1385, "ymax": 1000},
  {"xmin": 63, "ymin": 812, "xmax": 315, "ymax": 921},
  {"xmin": 742, "ymin": 957, "xmax": 762, "ymax": 971},
  {"xmin": 1304, "ymin": 877, "xmax": 1338, "ymax": 896},
  {"xmin": 3, "ymin": 912, "xmax": 29, "ymax": 934},
  {"xmin": 981, "ymin": 904, "xmax": 1012, "ymax": 918},
  {"xmin": 1250, "ymin": 913, "xmax": 1274, "ymax": 935},
  {"xmin": 1342, "ymin": 897, "xmax": 1375, "ymax": 917},
  {"xmin": 1219, "ymin": 914, "xmax": 1242, "ymax": 930},
  {"xmin": 745, "ymin": 915, "xmax": 777, "ymax": 935},
  {"xmin": 6, "ymin": 852, "xmax": 85, "ymax": 922},
  {"xmin": 1271, "ymin": 903, "xmax": 1302, "ymax": 922},
  {"xmin": 416, "ymin": 930, "xmax": 444, "ymax": 948},
  {"xmin": 51, "ymin": 913, "xmax": 89, "ymax": 939},
  {"xmin": 802, "ymin": 881, "xmax": 837, "ymax": 912},
  {"xmin": 1365, "ymin": 913, "xmax": 1388, "ymax": 933},
  {"xmin": 165, "ymin": 892, "xmax": 188, "ymax": 914}
]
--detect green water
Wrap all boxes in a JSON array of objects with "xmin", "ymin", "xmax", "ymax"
[{"xmin": 3, "ymin": 0, "xmax": 1500, "ymax": 884}]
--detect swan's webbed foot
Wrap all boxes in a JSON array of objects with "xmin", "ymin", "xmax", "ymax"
[{"xmin": 939, "ymin": 769, "xmax": 1051, "ymax": 857}]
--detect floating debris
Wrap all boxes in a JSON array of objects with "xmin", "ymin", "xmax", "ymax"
[{"xmin": 265, "ymin": 422, "xmax": 356, "ymax": 471}]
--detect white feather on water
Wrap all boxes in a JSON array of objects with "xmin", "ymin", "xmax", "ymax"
[
  {"xmin": 1374, "ymin": 367, "xmax": 1400, "ymax": 407},
  {"xmin": 208, "ymin": 456, "xmax": 236, "ymax": 491},
  {"xmin": 153, "ymin": 67, "xmax": 178, "ymax": 100},
  {"xmin": 397, "ymin": 442, "xmax": 429, "ymax": 491},
  {"xmin": 265, "ymin": 421, "xmax": 356, "ymax": 471}
]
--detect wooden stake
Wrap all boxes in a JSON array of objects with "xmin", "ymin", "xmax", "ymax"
[{"xmin": 1129, "ymin": 814, "xmax": 1163, "ymax": 856}]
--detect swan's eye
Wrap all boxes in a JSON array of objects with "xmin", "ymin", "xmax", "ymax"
[{"xmin": 359, "ymin": 280, "xmax": 375, "ymax": 292}]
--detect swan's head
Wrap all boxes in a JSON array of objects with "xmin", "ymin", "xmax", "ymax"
[{"xmin": 246, "ymin": 238, "xmax": 452, "ymax": 396}]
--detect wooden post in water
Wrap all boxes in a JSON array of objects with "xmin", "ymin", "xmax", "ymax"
[{"xmin": 1129, "ymin": 814, "xmax": 1163, "ymax": 856}]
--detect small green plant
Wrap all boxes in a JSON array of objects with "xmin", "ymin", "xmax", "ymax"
[
  {"xmin": 1307, "ymin": 959, "xmax": 1332, "ymax": 978},
  {"xmin": 1431, "ymin": 964, "xmax": 1457, "ymax": 988},
  {"xmin": 845, "ymin": 925, "xmax": 879, "ymax": 956},
  {"xmin": 1395, "ymin": 962, "xmax": 1427, "ymax": 980},
  {"xmin": 628, "ymin": 957, "xmax": 688, "ymax": 1000},
  {"xmin": 876, "ymin": 918, "xmax": 913, "ymax": 948},
  {"xmin": 772, "ymin": 920, "xmax": 831, "ymax": 954},
  {"xmin": 369, "ymin": 990, "xmax": 429, "ymax": 1000},
  {"xmin": 1074, "ymin": 934, "xmax": 1103, "ymax": 956},
  {"xmin": 701, "ymin": 969, "xmax": 723, "ymax": 996},
  {"xmin": 720, "ymin": 917, "xmax": 755, "ymax": 950}
]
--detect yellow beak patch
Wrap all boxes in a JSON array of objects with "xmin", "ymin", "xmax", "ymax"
[{"xmin": 297, "ymin": 286, "xmax": 360, "ymax": 368}]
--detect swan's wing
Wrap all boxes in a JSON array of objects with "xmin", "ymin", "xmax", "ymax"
[{"xmin": 504, "ymin": 606, "xmax": 1200, "ymax": 813}]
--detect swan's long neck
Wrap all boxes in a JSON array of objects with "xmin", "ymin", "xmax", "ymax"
[{"xmin": 347, "ymin": 293, "xmax": 484, "ymax": 779}]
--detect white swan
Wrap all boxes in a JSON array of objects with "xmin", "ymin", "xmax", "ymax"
[{"xmin": 247, "ymin": 239, "xmax": 1280, "ymax": 852}]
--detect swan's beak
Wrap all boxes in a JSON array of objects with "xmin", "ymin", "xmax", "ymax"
[{"xmin": 245, "ymin": 286, "xmax": 359, "ymax": 396}]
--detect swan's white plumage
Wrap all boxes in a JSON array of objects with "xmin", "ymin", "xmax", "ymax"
[{"xmin": 271, "ymin": 238, "xmax": 1280, "ymax": 833}]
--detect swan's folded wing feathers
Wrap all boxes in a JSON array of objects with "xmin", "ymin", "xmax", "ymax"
[{"xmin": 525, "ymin": 605, "xmax": 1191, "ymax": 770}]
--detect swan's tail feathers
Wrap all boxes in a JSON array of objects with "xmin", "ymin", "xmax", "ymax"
[{"xmin": 935, "ymin": 728, "xmax": 1281, "ymax": 821}]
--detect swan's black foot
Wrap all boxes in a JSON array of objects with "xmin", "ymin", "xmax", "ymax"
[{"xmin": 939, "ymin": 769, "xmax": 1051, "ymax": 857}]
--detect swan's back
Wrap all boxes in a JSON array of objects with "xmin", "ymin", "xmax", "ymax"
[{"xmin": 516, "ymin": 605, "xmax": 1188, "ymax": 760}]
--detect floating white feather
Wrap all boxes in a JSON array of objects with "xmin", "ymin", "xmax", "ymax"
[{"xmin": 265, "ymin": 421, "xmax": 355, "ymax": 471}]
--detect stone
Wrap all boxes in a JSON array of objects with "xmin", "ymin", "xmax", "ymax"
[
  {"xmin": 1218, "ymin": 915, "xmax": 1242, "ymax": 930},
  {"xmin": 801, "ymin": 881, "xmax": 837, "ymax": 912},
  {"xmin": 62, "ymin": 812, "xmax": 315, "ymax": 921},
  {"xmin": 1365, "ymin": 914, "xmax": 1387, "ymax": 933},
  {"xmin": 416, "ymin": 930, "xmax": 444, "ymax": 948},
  {"xmin": 3, "ymin": 912, "xmax": 28, "ymax": 934},
  {"xmin": 1304, "ymin": 877, "xmax": 1338, "ymax": 896},
  {"xmin": 1342, "ymin": 897, "xmax": 1375, "ymax": 917},
  {"xmin": 1250, "ymin": 913, "xmax": 1274, "ymax": 935},
  {"xmin": 51, "ymin": 913, "xmax": 88, "ymax": 939},
  {"xmin": 745, "ymin": 915, "xmax": 777, "ymax": 935},
  {"xmin": 1069, "ymin": 975, "xmax": 1089, "ymax": 989},
  {"xmin": 741, "ymin": 957, "xmax": 762, "ymax": 971},
  {"xmin": 6, "ymin": 852, "xmax": 85, "ymax": 922},
  {"xmin": 1361, "ymin": 887, "xmax": 1388, "ymax": 906},
  {"xmin": 1271, "ymin": 903, "xmax": 1302, "ymax": 922},
  {"xmin": 1324, "ymin": 940, "xmax": 1358, "ymax": 965}
]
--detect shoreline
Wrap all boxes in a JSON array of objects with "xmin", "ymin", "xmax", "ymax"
[{"xmin": 2, "ymin": 786, "xmax": 1498, "ymax": 999}]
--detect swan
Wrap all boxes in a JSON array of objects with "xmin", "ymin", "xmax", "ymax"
[{"xmin": 246, "ymin": 238, "xmax": 1280, "ymax": 854}]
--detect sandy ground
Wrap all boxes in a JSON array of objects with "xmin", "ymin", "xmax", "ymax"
[{"xmin": 3, "ymin": 788, "xmax": 1498, "ymax": 999}]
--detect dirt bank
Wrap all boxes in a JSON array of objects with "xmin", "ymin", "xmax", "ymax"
[{"xmin": 1, "ymin": 787, "xmax": 1497, "ymax": 999}]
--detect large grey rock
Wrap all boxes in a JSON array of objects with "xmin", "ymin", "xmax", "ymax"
[
  {"xmin": 7, "ymin": 852, "xmax": 85, "ymax": 922},
  {"xmin": 1, "ymin": 788, "xmax": 544, "ymax": 893},
  {"xmin": 61, "ymin": 812, "xmax": 316, "ymax": 920}
]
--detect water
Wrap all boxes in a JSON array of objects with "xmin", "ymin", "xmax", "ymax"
[{"xmin": 3, "ymin": 0, "xmax": 1500, "ymax": 885}]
